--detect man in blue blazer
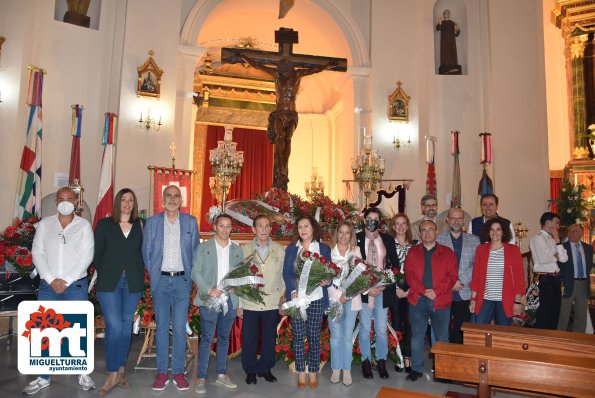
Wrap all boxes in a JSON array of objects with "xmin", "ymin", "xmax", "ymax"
[
  {"xmin": 192, "ymin": 213, "xmax": 244, "ymax": 395},
  {"xmin": 142, "ymin": 185, "xmax": 199, "ymax": 391},
  {"xmin": 558, "ymin": 224, "xmax": 592, "ymax": 333}
]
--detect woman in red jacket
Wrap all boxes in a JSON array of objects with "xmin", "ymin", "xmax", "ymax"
[{"xmin": 469, "ymin": 218, "xmax": 525, "ymax": 325}]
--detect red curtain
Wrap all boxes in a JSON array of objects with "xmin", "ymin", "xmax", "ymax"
[
  {"xmin": 550, "ymin": 177, "xmax": 562, "ymax": 213},
  {"xmin": 200, "ymin": 125, "xmax": 273, "ymax": 228}
]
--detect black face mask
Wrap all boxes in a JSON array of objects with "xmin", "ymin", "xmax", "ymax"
[{"xmin": 365, "ymin": 219, "xmax": 380, "ymax": 233}]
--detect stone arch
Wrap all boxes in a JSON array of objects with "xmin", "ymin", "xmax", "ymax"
[{"xmin": 179, "ymin": 0, "xmax": 370, "ymax": 68}]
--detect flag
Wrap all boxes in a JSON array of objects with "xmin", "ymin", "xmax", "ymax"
[
  {"xmin": 451, "ymin": 131, "xmax": 461, "ymax": 208},
  {"xmin": 92, "ymin": 113, "xmax": 118, "ymax": 230},
  {"xmin": 69, "ymin": 104, "xmax": 83, "ymax": 184},
  {"xmin": 476, "ymin": 132, "xmax": 495, "ymax": 215},
  {"xmin": 425, "ymin": 136, "xmax": 437, "ymax": 195},
  {"xmin": 14, "ymin": 66, "xmax": 45, "ymax": 220}
]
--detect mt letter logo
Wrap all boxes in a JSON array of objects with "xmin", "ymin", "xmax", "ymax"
[{"xmin": 18, "ymin": 301, "xmax": 94, "ymax": 374}]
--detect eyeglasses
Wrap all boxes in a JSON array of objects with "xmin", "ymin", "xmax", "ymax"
[{"xmin": 58, "ymin": 232, "xmax": 66, "ymax": 244}]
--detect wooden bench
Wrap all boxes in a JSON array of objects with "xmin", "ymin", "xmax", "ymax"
[
  {"xmin": 375, "ymin": 387, "xmax": 442, "ymax": 398},
  {"xmin": 432, "ymin": 342, "xmax": 595, "ymax": 398},
  {"xmin": 461, "ymin": 322, "xmax": 595, "ymax": 357}
]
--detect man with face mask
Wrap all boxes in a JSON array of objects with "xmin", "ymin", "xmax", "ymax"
[
  {"xmin": 23, "ymin": 187, "xmax": 96, "ymax": 395},
  {"xmin": 436, "ymin": 207, "xmax": 479, "ymax": 344},
  {"xmin": 355, "ymin": 207, "xmax": 398, "ymax": 380},
  {"xmin": 411, "ymin": 195, "xmax": 448, "ymax": 242}
]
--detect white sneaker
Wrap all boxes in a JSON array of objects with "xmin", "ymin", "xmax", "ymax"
[
  {"xmin": 215, "ymin": 374, "xmax": 237, "ymax": 389},
  {"xmin": 78, "ymin": 374, "xmax": 96, "ymax": 391},
  {"xmin": 23, "ymin": 377, "xmax": 50, "ymax": 395},
  {"xmin": 194, "ymin": 380, "xmax": 206, "ymax": 394}
]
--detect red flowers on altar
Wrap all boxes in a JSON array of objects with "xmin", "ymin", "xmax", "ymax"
[{"xmin": 0, "ymin": 216, "xmax": 39, "ymax": 275}]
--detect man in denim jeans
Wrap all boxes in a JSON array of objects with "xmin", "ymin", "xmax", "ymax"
[
  {"xmin": 404, "ymin": 220, "xmax": 458, "ymax": 381},
  {"xmin": 23, "ymin": 187, "xmax": 96, "ymax": 395},
  {"xmin": 142, "ymin": 185, "xmax": 199, "ymax": 391}
]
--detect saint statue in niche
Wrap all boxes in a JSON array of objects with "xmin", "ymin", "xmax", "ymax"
[{"xmin": 436, "ymin": 9, "xmax": 462, "ymax": 75}]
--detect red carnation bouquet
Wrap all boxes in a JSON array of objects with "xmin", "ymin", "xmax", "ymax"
[
  {"xmin": 0, "ymin": 216, "xmax": 39, "ymax": 275},
  {"xmin": 372, "ymin": 267, "xmax": 403, "ymax": 288},
  {"xmin": 200, "ymin": 254, "xmax": 267, "ymax": 313},
  {"xmin": 327, "ymin": 257, "xmax": 378, "ymax": 321},
  {"xmin": 281, "ymin": 250, "xmax": 341, "ymax": 320}
]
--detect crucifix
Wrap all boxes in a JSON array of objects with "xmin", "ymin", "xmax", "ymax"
[
  {"xmin": 169, "ymin": 141, "xmax": 176, "ymax": 169},
  {"xmin": 222, "ymin": 27, "xmax": 347, "ymax": 191}
]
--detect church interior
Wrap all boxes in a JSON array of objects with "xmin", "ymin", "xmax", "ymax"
[{"xmin": 1, "ymin": 0, "xmax": 595, "ymax": 397}]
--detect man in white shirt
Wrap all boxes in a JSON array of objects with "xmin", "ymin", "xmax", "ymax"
[
  {"xmin": 142, "ymin": 185, "xmax": 199, "ymax": 391},
  {"xmin": 529, "ymin": 212, "xmax": 568, "ymax": 330},
  {"xmin": 23, "ymin": 187, "xmax": 95, "ymax": 395},
  {"xmin": 192, "ymin": 214, "xmax": 244, "ymax": 394}
]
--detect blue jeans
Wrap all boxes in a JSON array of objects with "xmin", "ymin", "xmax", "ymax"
[
  {"xmin": 96, "ymin": 273, "xmax": 142, "ymax": 372},
  {"xmin": 153, "ymin": 275, "xmax": 190, "ymax": 374},
  {"xmin": 475, "ymin": 299, "xmax": 511, "ymax": 326},
  {"xmin": 329, "ymin": 302, "xmax": 359, "ymax": 370},
  {"xmin": 409, "ymin": 296, "xmax": 449, "ymax": 373},
  {"xmin": 359, "ymin": 293, "xmax": 388, "ymax": 361},
  {"xmin": 37, "ymin": 277, "xmax": 89, "ymax": 380},
  {"xmin": 198, "ymin": 296, "xmax": 236, "ymax": 379}
]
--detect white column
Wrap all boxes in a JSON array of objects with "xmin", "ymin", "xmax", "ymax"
[{"xmin": 174, "ymin": 44, "xmax": 207, "ymax": 169}]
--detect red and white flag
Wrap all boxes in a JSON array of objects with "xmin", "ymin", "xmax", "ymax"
[{"xmin": 92, "ymin": 113, "xmax": 117, "ymax": 230}]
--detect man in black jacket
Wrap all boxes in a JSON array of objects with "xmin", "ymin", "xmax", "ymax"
[
  {"xmin": 356, "ymin": 207, "xmax": 399, "ymax": 379},
  {"xmin": 558, "ymin": 224, "xmax": 592, "ymax": 333}
]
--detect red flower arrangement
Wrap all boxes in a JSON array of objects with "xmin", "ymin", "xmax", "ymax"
[{"xmin": 0, "ymin": 216, "xmax": 39, "ymax": 275}]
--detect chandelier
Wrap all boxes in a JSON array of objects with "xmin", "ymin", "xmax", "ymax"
[
  {"xmin": 352, "ymin": 128, "xmax": 385, "ymax": 207},
  {"xmin": 209, "ymin": 126, "xmax": 244, "ymax": 211},
  {"xmin": 304, "ymin": 167, "xmax": 325, "ymax": 199}
]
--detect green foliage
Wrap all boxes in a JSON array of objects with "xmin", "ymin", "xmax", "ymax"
[{"xmin": 556, "ymin": 178, "xmax": 588, "ymax": 226}]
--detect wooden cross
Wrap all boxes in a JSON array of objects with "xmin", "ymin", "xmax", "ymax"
[{"xmin": 221, "ymin": 27, "xmax": 347, "ymax": 73}]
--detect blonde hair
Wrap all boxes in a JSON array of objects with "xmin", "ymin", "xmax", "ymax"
[{"xmin": 331, "ymin": 221, "xmax": 357, "ymax": 250}]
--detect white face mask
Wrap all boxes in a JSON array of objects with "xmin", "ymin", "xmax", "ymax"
[{"xmin": 57, "ymin": 201, "xmax": 75, "ymax": 216}]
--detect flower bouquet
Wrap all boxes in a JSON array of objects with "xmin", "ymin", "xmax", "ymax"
[
  {"xmin": 200, "ymin": 253, "xmax": 267, "ymax": 314},
  {"xmin": 326, "ymin": 257, "xmax": 377, "ymax": 322},
  {"xmin": 372, "ymin": 267, "xmax": 403, "ymax": 287},
  {"xmin": 0, "ymin": 216, "xmax": 39, "ymax": 275},
  {"xmin": 281, "ymin": 250, "xmax": 340, "ymax": 320}
]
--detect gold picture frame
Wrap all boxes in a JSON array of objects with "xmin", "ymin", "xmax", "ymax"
[
  {"xmin": 388, "ymin": 81, "xmax": 410, "ymax": 122},
  {"xmin": 137, "ymin": 50, "xmax": 163, "ymax": 98}
]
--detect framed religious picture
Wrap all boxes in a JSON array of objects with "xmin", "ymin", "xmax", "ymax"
[
  {"xmin": 137, "ymin": 50, "xmax": 163, "ymax": 98},
  {"xmin": 388, "ymin": 81, "xmax": 410, "ymax": 122}
]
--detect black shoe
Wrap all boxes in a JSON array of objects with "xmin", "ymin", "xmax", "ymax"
[
  {"xmin": 246, "ymin": 374, "xmax": 257, "ymax": 385},
  {"xmin": 406, "ymin": 371, "xmax": 422, "ymax": 382},
  {"xmin": 395, "ymin": 365, "xmax": 404, "ymax": 372},
  {"xmin": 377, "ymin": 359, "xmax": 389, "ymax": 379},
  {"xmin": 362, "ymin": 359, "xmax": 373, "ymax": 379},
  {"xmin": 258, "ymin": 372, "xmax": 277, "ymax": 383}
]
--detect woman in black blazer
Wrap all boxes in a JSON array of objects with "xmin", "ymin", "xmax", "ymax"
[{"xmin": 94, "ymin": 188, "xmax": 145, "ymax": 396}]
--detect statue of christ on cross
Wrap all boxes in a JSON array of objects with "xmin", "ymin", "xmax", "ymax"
[{"xmin": 222, "ymin": 28, "xmax": 347, "ymax": 191}]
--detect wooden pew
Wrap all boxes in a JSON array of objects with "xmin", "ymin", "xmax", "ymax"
[
  {"xmin": 461, "ymin": 322, "xmax": 595, "ymax": 357},
  {"xmin": 432, "ymin": 342, "xmax": 595, "ymax": 398},
  {"xmin": 375, "ymin": 387, "xmax": 443, "ymax": 398}
]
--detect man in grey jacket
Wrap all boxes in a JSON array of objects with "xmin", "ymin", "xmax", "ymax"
[{"xmin": 437, "ymin": 207, "xmax": 479, "ymax": 343}]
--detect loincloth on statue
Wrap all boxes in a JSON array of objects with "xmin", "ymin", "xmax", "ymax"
[{"xmin": 267, "ymin": 110, "xmax": 298, "ymax": 143}]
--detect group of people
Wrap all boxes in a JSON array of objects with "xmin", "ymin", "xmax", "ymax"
[{"xmin": 22, "ymin": 186, "xmax": 591, "ymax": 395}]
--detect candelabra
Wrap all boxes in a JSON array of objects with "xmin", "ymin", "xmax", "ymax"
[
  {"xmin": 209, "ymin": 126, "xmax": 244, "ymax": 211},
  {"xmin": 138, "ymin": 110, "xmax": 162, "ymax": 131},
  {"xmin": 514, "ymin": 220, "xmax": 529, "ymax": 249},
  {"xmin": 352, "ymin": 128, "xmax": 385, "ymax": 208},
  {"xmin": 304, "ymin": 167, "xmax": 325, "ymax": 199}
]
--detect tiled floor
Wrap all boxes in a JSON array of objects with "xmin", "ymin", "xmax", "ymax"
[{"xmin": 0, "ymin": 331, "xmax": 527, "ymax": 398}]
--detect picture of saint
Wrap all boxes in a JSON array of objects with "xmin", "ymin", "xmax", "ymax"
[{"xmin": 141, "ymin": 71, "xmax": 157, "ymax": 93}]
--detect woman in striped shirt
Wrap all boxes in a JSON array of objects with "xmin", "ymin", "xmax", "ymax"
[{"xmin": 469, "ymin": 218, "xmax": 525, "ymax": 325}]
